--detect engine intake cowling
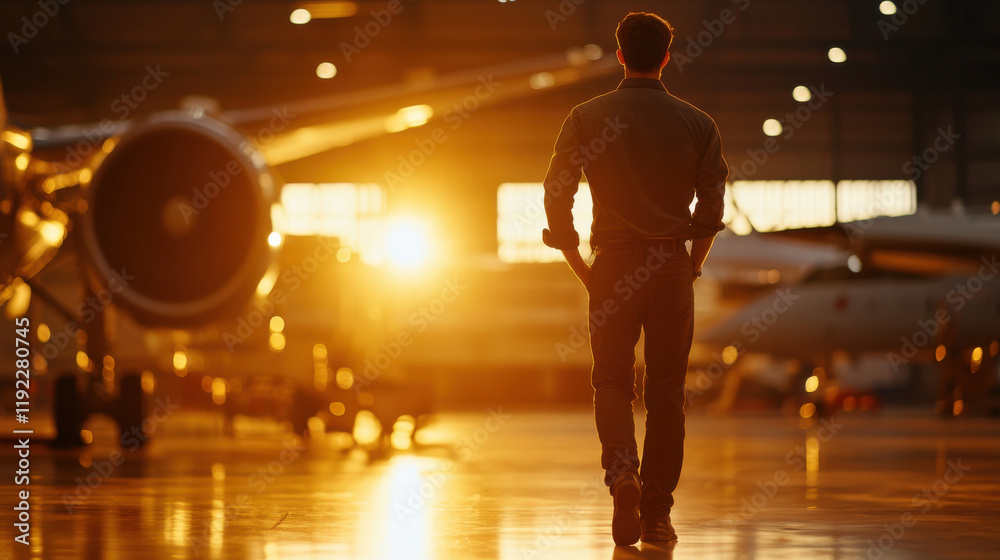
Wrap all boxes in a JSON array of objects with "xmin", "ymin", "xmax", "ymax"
[{"xmin": 80, "ymin": 112, "xmax": 277, "ymax": 328}]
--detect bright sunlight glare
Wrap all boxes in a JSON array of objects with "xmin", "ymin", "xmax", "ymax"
[{"xmin": 384, "ymin": 218, "xmax": 432, "ymax": 269}]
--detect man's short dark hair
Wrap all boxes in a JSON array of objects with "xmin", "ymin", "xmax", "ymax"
[{"xmin": 615, "ymin": 12, "xmax": 675, "ymax": 73}]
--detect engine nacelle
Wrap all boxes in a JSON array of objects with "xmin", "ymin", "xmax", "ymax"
[{"xmin": 80, "ymin": 112, "xmax": 278, "ymax": 328}]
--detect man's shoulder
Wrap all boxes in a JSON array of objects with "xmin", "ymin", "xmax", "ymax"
[
  {"xmin": 663, "ymin": 93, "xmax": 718, "ymax": 126},
  {"xmin": 571, "ymin": 90, "xmax": 622, "ymax": 113},
  {"xmin": 572, "ymin": 88, "xmax": 717, "ymax": 126}
]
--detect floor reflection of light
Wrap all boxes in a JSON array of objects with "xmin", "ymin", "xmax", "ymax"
[
  {"xmin": 497, "ymin": 476, "xmax": 617, "ymax": 560},
  {"xmin": 165, "ymin": 500, "xmax": 190, "ymax": 548},
  {"xmin": 361, "ymin": 456, "xmax": 440, "ymax": 560},
  {"xmin": 806, "ymin": 435, "xmax": 819, "ymax": 501},
  {"xmin": 259, "ymin": 540, "xmax": 350, "ymax": 559},
  {"xmin": 935, "ymin": 441, "xmax": 948, "ymax": 475},
  {"xmin": 497, "ymin": 505, "xmax": 550, "ymax": 560},
  {"xmin": 141, "ymin": 493, "xmax": 155, "ymax": 533},
  {"xmin": 103, "ymin": 501, "xmax": 126, "ymax": 560},
  {"xmin": 210, "ymin": 498, "xmax": 226, "ymax": 555},
  {"xmin": 723, "ymin": 438, "xmax": 737, "ymax": 499},
  {"xmin": 33, "ymin": 499, "xmax": 44, "ymax": 559},
  {"xmin": 212, "ymin": 463, "xmax": 226, "ymax": 482},
  {"xmin": 210, "ymin": 463, "xmax": 227, "ymax": 558}
]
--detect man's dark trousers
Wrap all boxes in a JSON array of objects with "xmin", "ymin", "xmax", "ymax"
[{"xmin": 587, "ymin": 239, "xmax": 694, "ymax": 518}]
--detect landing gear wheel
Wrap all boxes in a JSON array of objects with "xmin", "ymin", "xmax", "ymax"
[
  {"xmin": 52, "ymin": 373, "xmax": 85, "ymax": 448},
  {"xmin": 290, "ymin": 386, "xmax": 318, "ymax": 437},
  {"xmin": 117, "ymin": 371, "xmax": 149, "ymax": 449}
]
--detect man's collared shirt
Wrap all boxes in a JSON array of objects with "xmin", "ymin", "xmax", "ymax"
[{"xmin": 542, "ymin": 77, "xmax": 729, "ymax": 251}]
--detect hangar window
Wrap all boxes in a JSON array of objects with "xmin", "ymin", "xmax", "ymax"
[
  {"xmin": 729, "ymin": 180, "xmax": 837, "ymax": 233},
  {"xmin": 498, "ymin": 180, "xmax": 918, "ymax": 263},
  {"xmin": 836, "ymin": 181, "xmax": 917, "ymax": 222},
  {"xmin": 497, "ymin": 182, "xmax": 594, "ymax": 263},
  {"xmin": 281, "ymin": 182, "xmax": 386, "ymax": 263}
]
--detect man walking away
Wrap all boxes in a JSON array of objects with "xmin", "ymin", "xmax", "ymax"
[{"xmin": 541, "ymin": 11, "xmax": 728, "ymax": 546}]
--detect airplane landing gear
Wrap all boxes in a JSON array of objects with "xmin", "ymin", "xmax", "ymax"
[
  {"xmin": 44, "ymin": 284, "xmax": 154, "ymax": 448},
  {"xmin": 52, "ymin": 373, "xmax": 85, "ymax": 448},
  {"xmin": 116, "ymin": 371, "xmax": 149, "ymax": 448},
  {"xmin": 51, "ymin": 370, "xmax": 151, "ymax": 448}
]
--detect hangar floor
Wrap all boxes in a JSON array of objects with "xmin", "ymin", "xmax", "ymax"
[{"xmin": 4, "ymin": 409, "xmax": 999, "ymax": 559}]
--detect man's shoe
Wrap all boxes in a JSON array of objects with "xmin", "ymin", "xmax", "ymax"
[
  {"xmin": 640, "ymin": 514, "xmax": 678, "ymax": 543},
  {"xmin": 611, "ymin": 472, "xmax": 641, "ymax": 546}
]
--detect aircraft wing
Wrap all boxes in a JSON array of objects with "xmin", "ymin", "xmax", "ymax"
[
  {"xmin": 21, "ymin": 50, "xmax": 617, "ymax": 162},
  {"xmin": 764, "ymin": 213, "xmax": 1000, "ymax": 276},
  {"xmin": 258, "ymin": 53, "xmax": 618, "ymax": 165},
  {"xmin": 704, "ymin": 230, "xmax": 850, "ymax": 286}
]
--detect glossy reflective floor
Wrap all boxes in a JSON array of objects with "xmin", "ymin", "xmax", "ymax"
[{"xmin": 4, "ymin": 408, "xmax": 1000, "ymax": 559}]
